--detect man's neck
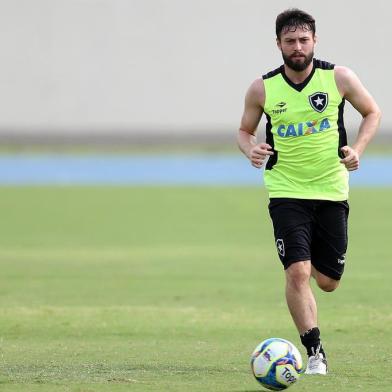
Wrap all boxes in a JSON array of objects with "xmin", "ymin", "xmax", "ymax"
[{"xmin": 283, "ymin": 61, "xmax": 314, "ymax": 84}]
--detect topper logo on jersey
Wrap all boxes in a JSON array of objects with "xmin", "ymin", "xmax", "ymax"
[
  {"xmin": 277, "ymin": 118, "xmax": 331, "ymax": 138},
  {"xmin": 272, "ymin": 101, "xmax": 287, "ymax": 115},
  {"xmin": 309, "ymin": 92, "xmax": 329, "ymax": 113}
]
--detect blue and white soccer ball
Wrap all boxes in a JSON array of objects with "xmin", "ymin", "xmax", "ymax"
[{"xmin": 251, "ymin": 338, "xmax": 304, "ymax": 391}]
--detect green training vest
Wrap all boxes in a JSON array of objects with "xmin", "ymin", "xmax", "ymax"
[{"xmin": 262, "ymin": 59, "xmax": 348, "ymax": 201}]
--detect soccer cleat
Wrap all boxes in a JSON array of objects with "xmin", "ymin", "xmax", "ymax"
[{"xmin": 305, "ymin": 346, "xmax": 328, "ymax": 375}]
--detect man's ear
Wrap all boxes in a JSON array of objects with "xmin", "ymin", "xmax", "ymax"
[{"xmin": 276, "ymin": 37, "xmax": 281, "ymax": 50}]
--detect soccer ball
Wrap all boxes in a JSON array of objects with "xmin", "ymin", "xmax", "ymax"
[{"xmin": 250, "ymin": 338, "xmax": 304, "ymax": 391}]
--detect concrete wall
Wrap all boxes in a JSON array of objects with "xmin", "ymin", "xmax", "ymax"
[{"xmin": 0, "ymin": 0, "xmax": 388, "ymax": 137}]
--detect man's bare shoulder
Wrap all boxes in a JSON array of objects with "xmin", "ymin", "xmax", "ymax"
[
  {"xmin": 246, "ymin": 78, "xmax": 265, "ymax": 107},
  {"xmin": 334, "ymin": 65, "xmax": 358, "ymax": 95},
  {"xmin": 335, "ymin": 65, "xmax": 357, "ymax": 80}
]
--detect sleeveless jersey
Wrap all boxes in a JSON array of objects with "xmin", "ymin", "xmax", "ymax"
[{"xmin": 262, "ymin": 59, "xmax": 348, "ymax": 201}]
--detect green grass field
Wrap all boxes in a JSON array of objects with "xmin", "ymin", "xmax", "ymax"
[{"xmin": 0, "ymin": 186, "xmax": 391, "ymax": 391}]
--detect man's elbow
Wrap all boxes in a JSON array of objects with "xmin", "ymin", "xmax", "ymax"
[
  {"xmin": 375, "ymin": 108, "xmax": 382, "ymax": 123},
  {"xmin": 372, "ymin": 107, "xmax": 382, "ymax": 130},
  {"xmin": 363, "ymin": 106, "xmax": 382, "ymax": 124}
]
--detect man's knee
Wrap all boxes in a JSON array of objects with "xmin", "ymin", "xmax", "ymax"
[
  {"xmin": 285, "ymin": 261, "xmax": 311, "ymax": 290},
  {"xmin": 316, "ymin": 276, "xmax": 340, "ymax": 292},
  {"xmin": 311, "ymin": 265, "xmax": 340, "ymax": 292}
]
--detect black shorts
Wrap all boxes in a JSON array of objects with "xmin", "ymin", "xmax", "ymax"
[{"xmin": 268, "ymin": 198, "xmax": 349, "ymax": 280}]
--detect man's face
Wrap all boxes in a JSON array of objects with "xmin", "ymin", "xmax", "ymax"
[{"xmin": 277, "ymin": 26, "xmax": 316, "ymax": 72}]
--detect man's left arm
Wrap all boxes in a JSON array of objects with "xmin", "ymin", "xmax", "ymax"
[{"xmin": 335, "ymin": 66, "xmax": 382, "ymax": 171}]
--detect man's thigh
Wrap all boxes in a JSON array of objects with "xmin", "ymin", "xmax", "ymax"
[
  {"xmin": 311, "ymin": 200, "xmax": 349, "ymax": 280},
  {"xmin": 268, "ymin": 198, "xmax": 314, "ymax": 269}
]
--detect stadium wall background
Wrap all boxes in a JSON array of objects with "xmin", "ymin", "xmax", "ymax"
[{"xmin": 0, "ymin": 0, "xmax": 388, "ymax": 144}]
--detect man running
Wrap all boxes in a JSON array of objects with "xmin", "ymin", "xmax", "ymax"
[{"xmin": 238, "ymin": 8, "xmax": 381, "ymax": 374}]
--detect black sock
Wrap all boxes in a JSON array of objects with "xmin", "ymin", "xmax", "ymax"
[{"xmin": 300, "ymin": 327, "xmax": 326, "ymax": 357}]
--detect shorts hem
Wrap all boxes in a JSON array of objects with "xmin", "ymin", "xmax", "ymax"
[
  {"xmin": 282, "ymin": 258, "xmax": 343, "ymax": 281},
  {"xmin": 283, "ymin": 257, "xmax": 311, "ymax": 270},
  {"xmin": 312, "ymin": 263, "xmax": 343, "ymax": 281}
]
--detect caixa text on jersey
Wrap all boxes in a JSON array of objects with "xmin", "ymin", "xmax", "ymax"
[{"xmin": 276, "ymin": 118, "xmax": 331, "ymax": 138}]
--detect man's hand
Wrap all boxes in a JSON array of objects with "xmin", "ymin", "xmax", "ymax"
[
  {"xmin": 248, "ymin": 143, "xmax": 274, "ymax": 169},
  {"xmin": 340, "ymin": 145, "xmax": 359, "ymax": 171}
]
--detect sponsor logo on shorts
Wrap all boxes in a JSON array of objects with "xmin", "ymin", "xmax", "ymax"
[
  {"xmin": 276, "ymin": 238, "xmax": 285, "ymax": 257},
  {"xmin": 337, "ymin": 255, "xmax": 346, "ymax": 265}
]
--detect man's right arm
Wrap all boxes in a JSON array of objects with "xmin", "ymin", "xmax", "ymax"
[{"xmin": 237, "ymin": 79, "xmax": 274, "ymax": 169}]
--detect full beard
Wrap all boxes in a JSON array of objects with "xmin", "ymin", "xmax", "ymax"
[{"xmin": 282, "ymin": 51, "xmax": 314, "ymax": 72}]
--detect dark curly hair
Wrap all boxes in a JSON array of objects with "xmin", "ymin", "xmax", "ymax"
[{"xmin": 276, "ymin": 8, "xmax": 316, "ymax": 40}]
